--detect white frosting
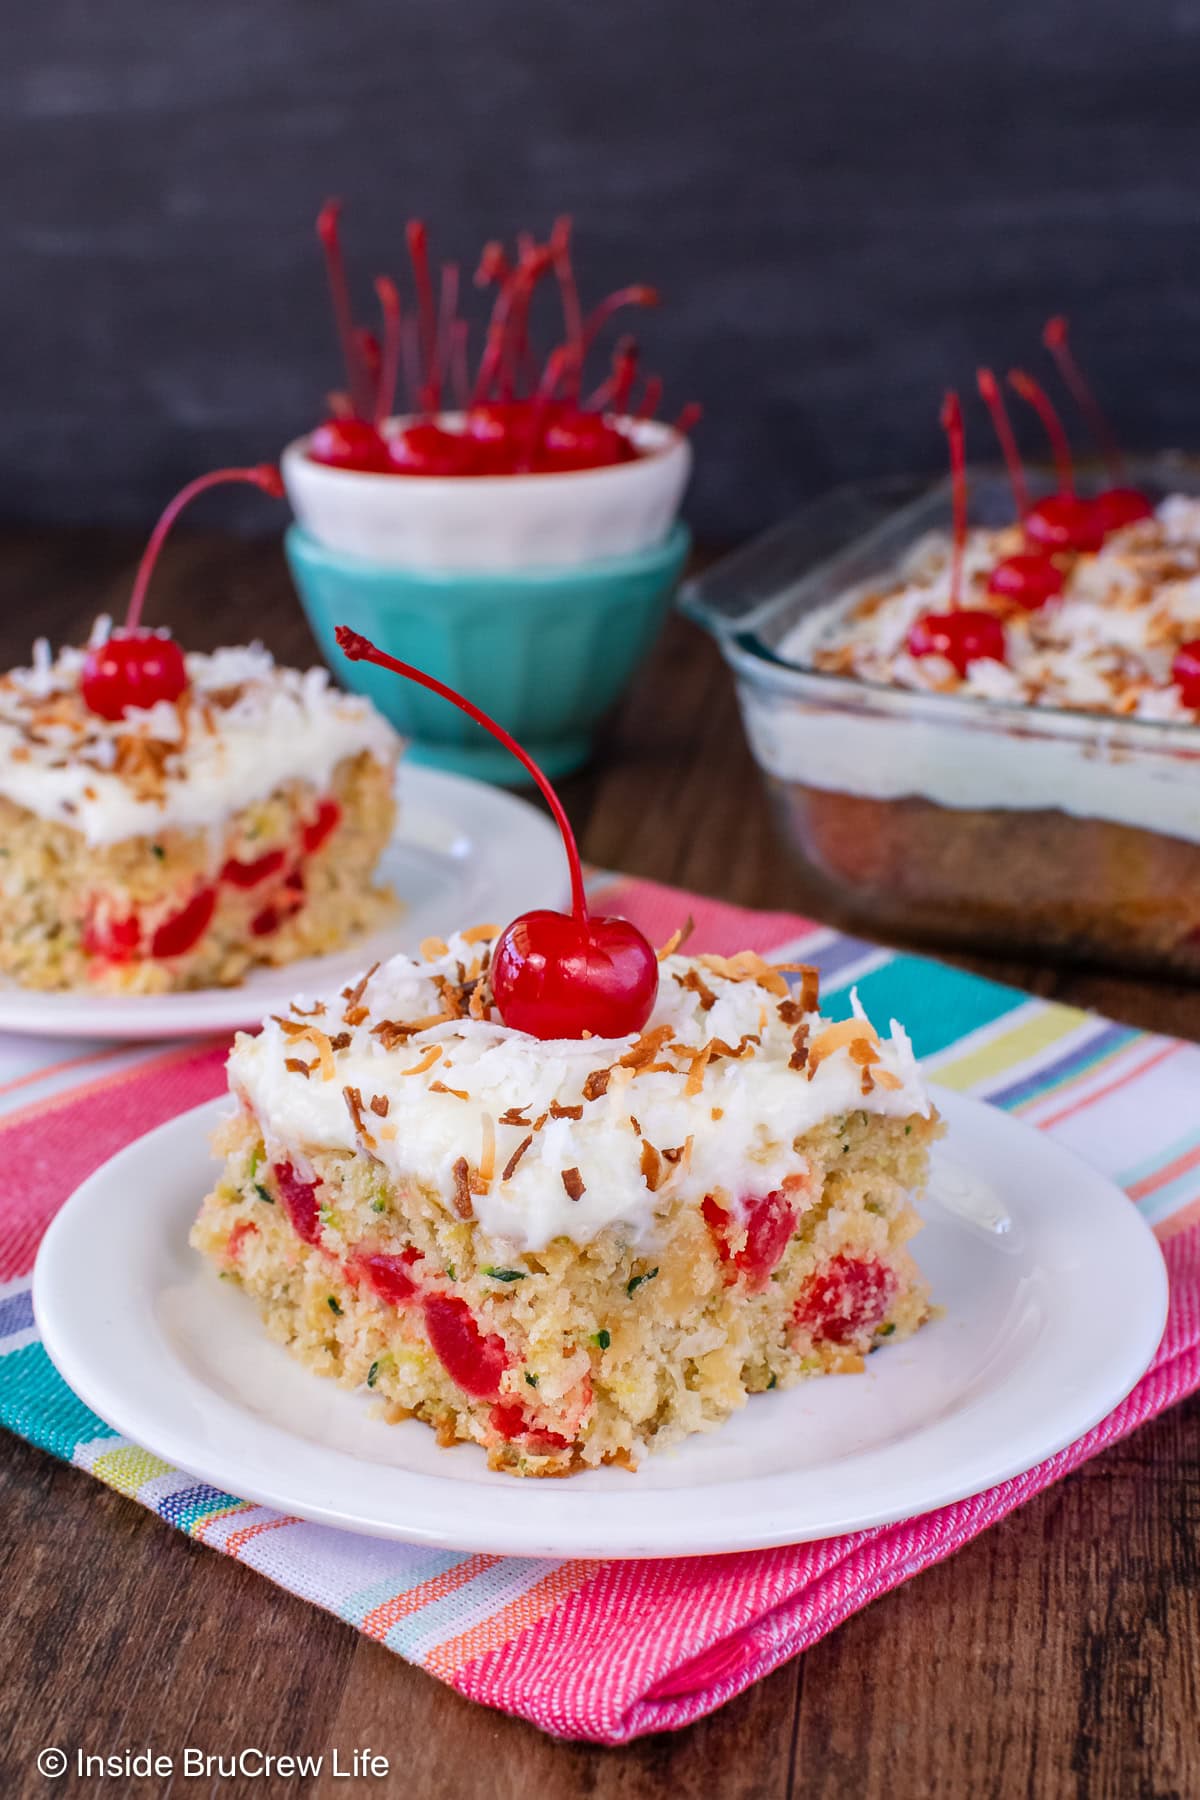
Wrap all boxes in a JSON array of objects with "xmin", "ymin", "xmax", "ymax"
[
  {"xmin": 229, "ymin": 935, "xmax": 930, "ymax": 1253},
  {"xmin": 0, "ymin": 636, "xmax": 399, "ymax": 846},
  {"xmin": 765, "ymin": 498, "xmax": 1200, "ymax": 840}
]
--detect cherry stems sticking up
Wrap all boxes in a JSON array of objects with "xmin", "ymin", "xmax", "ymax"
[
  {"xmin": 941, "ymin": 391, "xmax": 968, "ymax": 610},
  {"xmin": 336, "ymin": 627, "xmax": 588, "ymax": 921},
  {"xmin": 373, "ymin": 277, "xmax": 403, "ymax": 428},
  {"xmin": 126, "ymin": 466, "xmax": 285, "ymax": 634},
  {"xmin": 1008, "ymin": 370, "xmax": 1077, "ymax": 495},
  {"xmin": 551, "ymin": 216, "xmax": 584, "ymax": 393},
  {"xmin": 318, "ymin": 200, "xmax": 373, "ymax": 421},
  {"xmin": 1042, "ymin": 315, "xmax": 1124, "ymax": 483},
  {"xmin": 977, "ymin": 367, "xmax": 1028, "ymax": 519},
  {"xmin": 406, "ymin": 221, "xmax": 441, "ymax": 411}
]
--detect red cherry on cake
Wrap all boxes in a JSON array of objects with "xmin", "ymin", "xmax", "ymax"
[
  {"xmin": 80, "ymin": 465, "xmax": 285, "ymax": 721},
  {"xmin": 907, "ymin": 610, "xmax": 1007, "ymax": 677},
  {"xmin": 1022, "ymin": 493, "xmax": 1104, "ymax": 555},
  {"xmin": 335, "ymin": 626, "xmax": 659, "ymax": 1039},
  {"xmin": 986, "ymin": 553, "xmax": 1065, "ymax": 609},
  {"xmin": 1172, "ymin": 640, "xmax": 1200, "ymax": 708},
  {"xmin": 1041, "ymin": 316, "xmax": 1153, "ymax": 538}
]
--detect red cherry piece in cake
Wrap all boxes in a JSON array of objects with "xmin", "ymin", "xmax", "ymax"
[
  {"xmin": 80, "ymin": 631, "xmax": 188, "ymax": 722},
  {"xmin": 149, "ymin": 884, "xmax": 217, "ymax": 958},
  {"xmin": 226, "ymin": 1220, "xmax": 259, "ymax": 1260},
  {"xmin": 82, "ymin": 906, "xmax": 142, "ymax": 961},
  {"xmin": 794, "ymin": 1254, "xmax": 898, "ymax": 1346},
  {"xmin": 491, "ymin": 909, "xmax": 658, "ymax": 1040},
  {"xmin": 488, "ymin": 1403, "xmax": 570, "ymax": 1451},
  {"xmin": 386, "ymin": 422, "xmax": 479, "ymax": 477},
  {"xmin": 274, "ymin": 1161, "xmax": 321, "ymax": 1245},
  {"xmin": 308, "ymin": 417, "xmax": 391, "ymax": 471},
  {"xmin": 302, "ymin": 797, "xmax": 342, "ymax": 854},
  {"xmin": 702, "ymin": 1191, "xmax": 798, "ymax": 1288},
  {"xmin": 907, "ymin": 610, "xmax": 1007, "ymax": 677},
  {"xmin": 221, "ymin": 847, "xmax": 287, "ymax": 889},
  {"xmin": 423, "ymin": 1294, "xmax": 510, "ymax": 1399},
  {"xmin": 1089, "ymin": 486, "xmax": 1154, "ymax": 536},
  {"xmin": 1023, "ymin": 494, "xmax": 1104, "ymax": 554},
  {"xmin": 350, "ymin": 1249, "xmax": 422, "ymax": 1307},
  {"xmin": 1172, "ymin": 640, "xmax": 1200, "ymax": 708},
  {"xmin": 986, "ymin": 554, "xmax": 1065, "ymax": 610}
]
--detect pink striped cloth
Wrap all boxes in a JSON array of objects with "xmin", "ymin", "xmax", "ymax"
[{"xmin": 3, "ymin": 874, "xmax": 1198, "ymax": 1742}]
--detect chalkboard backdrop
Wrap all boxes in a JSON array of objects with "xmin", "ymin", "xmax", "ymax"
[{"xmin": 4, "ymin": 0, "xmax": 1200, "ymax": 540}]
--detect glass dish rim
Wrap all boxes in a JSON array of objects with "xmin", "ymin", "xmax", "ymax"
[{"xmin": 682, "ymin": 456, "xmax": 1200, "ymax": 753}]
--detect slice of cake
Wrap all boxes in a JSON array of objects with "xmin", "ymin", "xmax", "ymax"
[
  {"xmin": 0, "ymin": 634, "xmax": 400, "ymax": 993},
  {"xmin": 191, "ymin": 930, "xmax": 939, "ymax": 1476}
]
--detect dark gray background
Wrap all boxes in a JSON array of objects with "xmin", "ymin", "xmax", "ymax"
[{"xmin": 4, "ymin": 0, "xmax": 1200, "ymax": 540}]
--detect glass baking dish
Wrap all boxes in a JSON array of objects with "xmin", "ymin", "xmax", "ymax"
[{"xmin": 680, "ymin": 456, "xmax": 1200, "ymax": 977}]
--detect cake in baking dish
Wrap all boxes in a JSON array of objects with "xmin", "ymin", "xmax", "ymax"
[{"xmin": 191, "ymin": 928, "xmax": 939, "ymax": 1476}]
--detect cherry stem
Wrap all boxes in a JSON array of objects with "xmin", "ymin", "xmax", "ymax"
[
  {"xmin": 636, "ymin": 374, "xmax": 664, "ymax": 421},
  {"xmin": 432, "ymin": 262, "xmax": 460, "ymax": 407},
  {"xmin": 586, "ymin": 336, "xmax": 638, "ymax": 411},
  {"xmin": 673, "ymin": 402, "xmax": 703, "ymax": 437},
  {"xmin": 1042, "ymin": 315, "xmax": 1125, "ymax": 483},
  {"xmin": 976, "ymin": 367, "xmax": 1028, "ymax": 519},
  {"xmin": 335, "ymin": 628, "xmax": 589, "ymax": 921},
  {"xmin": 406, "ymin": 222, "xmax": 439, "ymax": 412},
  {"xmin": 551, "ymin": 217, "xmax": 584, "ymax": 396},
  {"xmin": 373, "ymin": 277, "xmax": 403, "ymax": 427},
  {"xmin": 317, "ymin": 200, "xmax": 372, "ymax": 420},
  {"xmin": 940, "ymin": 391, "xmax": 967, "ymax": 610},
  {"xmin": 1008, "ymin": 370, "xmax": 1075, "ymax": 496},
  {"xmin": 125, "ymin": 467, "xmax": 284, "ymax": 635},
  {"xmin": 580, "ymin": 286, "xmax": 660, "ymax": 363}
]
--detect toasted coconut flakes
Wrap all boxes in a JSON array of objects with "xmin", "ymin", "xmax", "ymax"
[
  {"xmin": 661, "ymin": 1143, "xmax": 687, "ymax": 1164},
  {"xmin": 376, "ymin": 1122, "xmax": 398, "ymax": 1141},
  {"xmin": 461, "ymin": 922, "xmax": 500, "ymax": 944},
  {"xmin": 450, "ymin": 1158, "xmax": 475, "ymax": 1219},
  {"xmin": 342, "ymin": 1005, "xmax": 369, "ymax": 1028},
  {"xmin": 711, "ymin": 1105, "xmax": 724, "ymax": 1120},
  {"xmin": 561, "ymin": 1166, "xmax": 586, "ymax": 1201},
  {"xmin": 806, "ymin": 1016, "xmax": 879, "ymax": 1077},
  {"xmin": 618, "ymin": 1025, "xmax": 675, "ymax": 1070},
  {"xmin": 635, "ymin": 1059, "xmax": 680, "ymax": 1078},
  {"xmin": 479, "ymin": 1113, "xmax": 496, "ymax": 1184},
  {"xmin": 369, "ymin": 1093, "xmax": 390, "ymax": 1118},
  {"xmin": 776, "ymin": 963, "xmax": 821, "ymax": 1014},
  {"xmin": 582, "ymin": 1068, "xmax": 612, "ymax": 1102},
  {"xmin": 849, "ymin": 1037, "xmax": 880, "ymax": 1066},
  {"xmin": 271, "ymin": 1014, "xmax": 311, "ymax": 1038},
  {"xmin": 629, "ymin": 1115, "xmax": 642, "ymax": 1137},
  {"xmin": 874, "ymin": 1068, "xmax": 904, "ymax": 1091},
  {"xmin": 860, "ymin": 1063, "xmax": 875, "ymax": 1095},
  {"xmin": 420, "ymin": 935, "xmax": 450, "ymax": 961},
  {"xmin": 343, "ymin": 1084, "xmax": 376, "ymax": 1149},
  {"xmin": 640, "ymin": 1141, "xmax": 665, "ymax": 1192},
  {"xmin": 789, "ymin": 1024, "xmax": 810, "ymax": 1072},
  {"xmin": 708, "ymin": 1033, "xmax": 759, "ymax": 1062},
  {"xmin": 342, "ymin": 962, "xmax": 380, "ymax": 1010},
  {"xmin": 656, "ymin": 916, "xmax": 695, "ymax": 960},
  {"xmin": 696, "ymin": 949, "xmax": 789, "ymax": 998},
  {"xmin": 778, "ymin": 998, "xmax": 804, "ymax": 1027},
  {"xmin": 403, "ymin": 1044, "xmax": 444, "ymax": 1077},
  {"xmin": 468, "ymin": 973, "xmax": 493, "ymax": 1020},
  {"xmin": 328, "ymin": 1031, "xmax": 352, "ymax": 1051},
  {"xmin": 685, "ymin": 1044, "xmax": 713, "ymax": 1096},
  {"xmin": 675, "ymin": 967, "xmax": 717, "ymax": 1011},
  {"xmin": 432, "ymin": 974, "xmax": 466, "ymax": 1019},
  {"xmin": 502, "ymin": 1134, "xmax": 533, "ymax": 1181},
  {"xmin": 429, "ymin": 1079, "xmax": 469, "ymax": 1101},
  {"xmin": 289, "ymin": 1000, "xmax": 326, "ymax": 1018},
  {"xmin": 284, "ymin": 1057, "xmax": 314, "ymax": 1078},
  {"xmin": 499, "ymin": 1106, "xmax": 531, "ymax": 1127},
  {"xmin": 532, "ymin": 1111, "xmax": 548, "ymax": 1133},
  {"xmin": 549, "ymin": 1100, "xmax": 584, "ymax": 1120}
]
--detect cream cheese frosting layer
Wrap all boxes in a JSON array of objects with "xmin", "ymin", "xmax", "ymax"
[
  {"xmin": 228, "ymin": 935, "xmax": 930, "ymax": 1253},
  {"xmin": 764, "ymin": 498, "xmax": 1200, "ymax": 841},
  {"xmin": 0, "ymin": 634, "xmax": 399, "ymax": 846}
]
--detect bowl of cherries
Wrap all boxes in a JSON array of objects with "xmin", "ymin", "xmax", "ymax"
[{"xmin": 282, "ymin": 208, "xmax": 695, "ymax": 782}]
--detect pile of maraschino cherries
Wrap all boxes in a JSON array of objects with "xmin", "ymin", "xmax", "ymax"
[
  {"xmin": 336, "ymin": 625, "xmax": 659, "ymax": 1040},
  {"xmin": 308, "ymin": 204, "xmax": 699, "ymax": 479},
  {"xmin": 905, "ymin": 318, "xmax": 1200, "ymax": 704},
  {"xmin": 80, "ymin": 466, "xmax": 284, "ymax": 720}
]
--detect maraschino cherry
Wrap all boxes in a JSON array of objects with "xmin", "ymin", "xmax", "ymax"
[
  {"xmin": 334, "ymin": 626, "xmax": 658, "ymax": 1039},
  {"xmin": 976, "ymin": 367, "xmax": 1065, "ymax": 610},
  {"xmin": 80, "ymin": 466, "xmax": 285, "ymax": 721},
  {"xmin": 1042, "ymin": 315, "xmax": 1152, "ymax": 536},
  {"xmin": 1007, "ymin": 370, "xmax": 1104, "ymax": 553},
  {"xmin": 1172, "ymin": 641, "xmax": 1200, "ymax": 709},
  {"xmin": 907, "ymin": 392, "xmax": 1007, "ymax": 677}
]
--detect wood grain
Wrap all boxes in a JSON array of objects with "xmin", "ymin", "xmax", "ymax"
[{"xmin": 1, "ymin": 528, "xmax": 1197, "ymax": 1799}]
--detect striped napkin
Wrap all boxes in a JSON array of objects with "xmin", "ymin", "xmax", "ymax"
[{"xmin": 3, "ymin": 874, "xmax": 1198, "ymax": 1744}]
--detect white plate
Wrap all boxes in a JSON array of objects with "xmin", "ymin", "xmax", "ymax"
[
  {"xmin": 0, "ymin": 765, "xmax": 565, "ymax": 1040},
  {"xmin": 33, "ymin": 1088, "xmax": 1167, "ymax": 1559}
]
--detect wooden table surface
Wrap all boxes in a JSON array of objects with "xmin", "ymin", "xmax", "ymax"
[{"xmin": 2, "ymin": 527, "xmax": 1197, "ymax": 1800}]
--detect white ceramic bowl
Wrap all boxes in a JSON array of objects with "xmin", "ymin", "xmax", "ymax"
[{"xmin": 281, "ymin": 415, "xmax": 692, "ymax": 572}]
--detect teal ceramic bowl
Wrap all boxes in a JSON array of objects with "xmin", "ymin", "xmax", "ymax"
[{"xmin": 286, "ymin": 522, "xmax": 690, "ymax": 782}]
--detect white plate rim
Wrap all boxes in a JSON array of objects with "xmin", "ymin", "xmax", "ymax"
[
  {"xmin": 0, "ymin": 764, "xmax": 564, "ymax": 1040},
  {"xmin": 32, "ymin": 1086, "xmax": 1169, "ymax": 1560}
]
